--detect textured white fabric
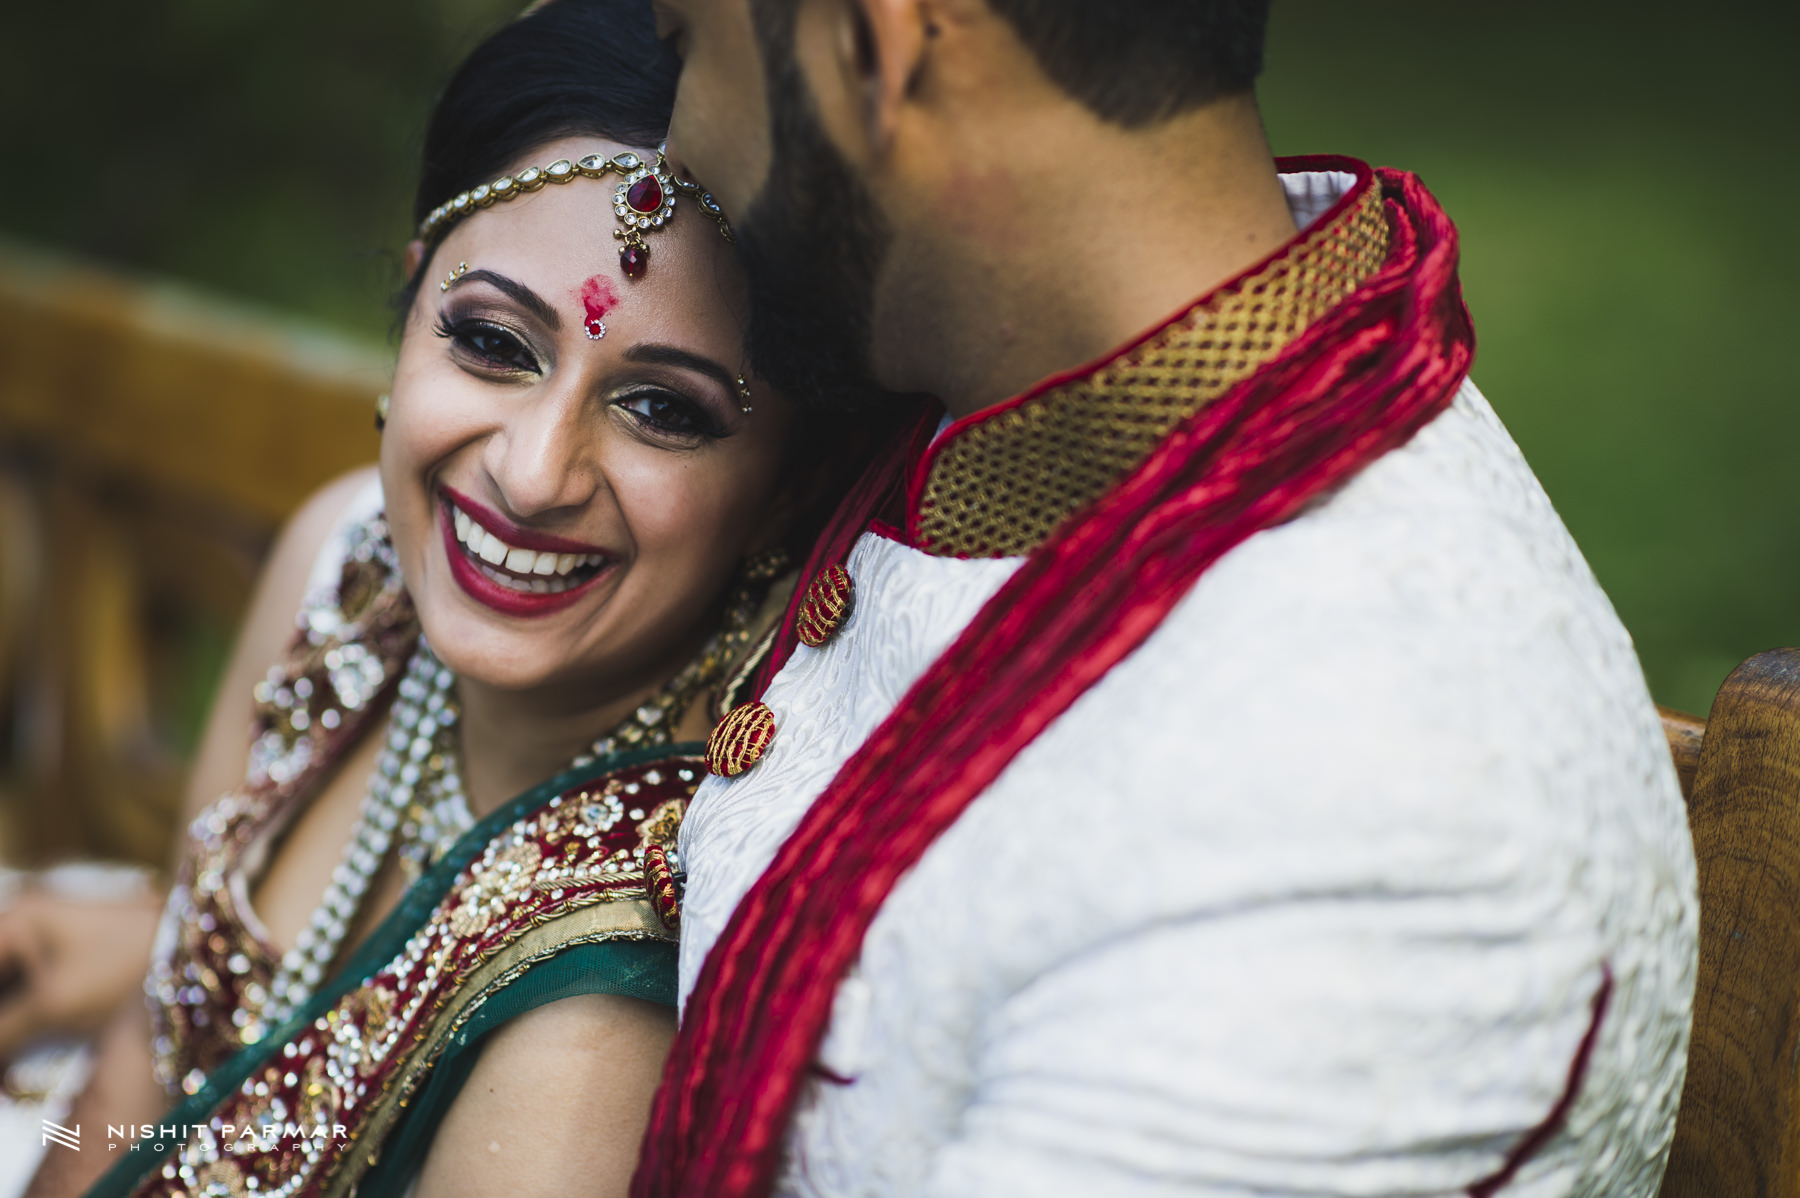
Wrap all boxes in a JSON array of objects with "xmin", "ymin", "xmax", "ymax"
[{"xmin": 678, "ymin": 180, "xmax": 1697, "ymax": 1198}]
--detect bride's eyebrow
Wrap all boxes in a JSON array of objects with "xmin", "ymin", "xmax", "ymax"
[
  {"xmin": 624, "ymin": 344, "xmax": 737, "ymax": 394},
  {"xmin": 445, "ymin": 269, "xmax": 562, "ymax": 331}
]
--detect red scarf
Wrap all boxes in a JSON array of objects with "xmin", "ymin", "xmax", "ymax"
[{"xmin": 635, "ymin": 158, "xmax": 1475, "ymax": 1198}]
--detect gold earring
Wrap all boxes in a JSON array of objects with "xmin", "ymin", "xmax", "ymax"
[{"xmin": 375, "ymin": 392, "xmax": 390, "ymax": 431}]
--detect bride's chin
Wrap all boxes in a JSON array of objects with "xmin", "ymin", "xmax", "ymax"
[
  {"xmin": 416, "ymin": 615, "xmax": 575, "ymax": 695},
  {"xmin": 409, "ymin": 580, "xmax": 598, "ymax": 694}
]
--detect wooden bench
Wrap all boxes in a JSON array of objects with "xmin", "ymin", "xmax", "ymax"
[
  {"xmin": 0, "ymin": 238, "xmax": 384, "ymax": 866},
  {"xmin": 1659, "ymin": 649, "xmax": 1800, "ymax": 1197}
]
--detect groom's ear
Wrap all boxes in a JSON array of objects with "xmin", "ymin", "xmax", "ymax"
[{"xmin": 798, "ymin": 0, "xmax": 935, "ymax": 165}]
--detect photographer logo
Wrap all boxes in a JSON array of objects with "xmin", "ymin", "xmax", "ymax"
[{"xmin": 42, "ymin": 1121, "xmax": 80, "ymax": 1151}]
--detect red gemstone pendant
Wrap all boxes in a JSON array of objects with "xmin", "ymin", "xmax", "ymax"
[
  {"xmin": 626, "ymin": 175, "xmax": 664, "ymax": 214},
  {"xmin": 619, "ymin": 245, "xmax": 648, "ymax": 279}
]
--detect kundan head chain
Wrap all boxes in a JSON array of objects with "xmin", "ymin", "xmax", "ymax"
[{"xmin": 417, "ymin": 145, "xmax": 732, "ymax": 281}]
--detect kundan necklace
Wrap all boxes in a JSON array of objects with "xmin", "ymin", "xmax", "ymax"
[{"xmin": 262, "ymin": 568, "xmax": 770, "ymax": 1023}]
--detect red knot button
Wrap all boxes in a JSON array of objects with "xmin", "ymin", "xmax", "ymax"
[
  {"xmin": 796, "ymin": 565, "xmax": 854, "ymax": 648},
  {"xmin": 643, "ymin": 844, "xmax": 681, "ymax": 929},
  {"xmin": 707, "ymin": 702, "xmax": 776, "ymax": 777}
]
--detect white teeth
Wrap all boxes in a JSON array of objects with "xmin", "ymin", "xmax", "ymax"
[
  {"xmin": 474, "ymin": 560, "xmax": 587, "ymax": 594},
  {"xmin": 448, "ymin": 499, "xmax": 606, "ymax": 586}
]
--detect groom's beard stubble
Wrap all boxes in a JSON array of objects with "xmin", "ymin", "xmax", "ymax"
[{"xmin": 735, "ymin": 56, "xmax": 894, "ymax": 415}]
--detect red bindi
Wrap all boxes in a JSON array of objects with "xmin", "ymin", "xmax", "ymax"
[{"xmin": 578, "ymin": 274, "xmax": 617, "ymax": 340}]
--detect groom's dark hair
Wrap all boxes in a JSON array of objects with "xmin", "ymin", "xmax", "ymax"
[{"xmin": 984, "ymin": 0, "xmax": 1270, "ymax": 126}]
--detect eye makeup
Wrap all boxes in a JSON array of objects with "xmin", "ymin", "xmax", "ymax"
[{"xmin": 433, "ymin": 311, "xmax": 543, "ymax": 375}]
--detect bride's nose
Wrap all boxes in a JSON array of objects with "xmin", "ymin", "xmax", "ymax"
[{"xmin": 481, "ymin": 387, "xmax": 604, "ymax": 520}]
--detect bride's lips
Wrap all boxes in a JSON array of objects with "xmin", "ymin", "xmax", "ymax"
[{"xmin": 438, "ymin": 485, "xmax": 616, "ymax": 617}]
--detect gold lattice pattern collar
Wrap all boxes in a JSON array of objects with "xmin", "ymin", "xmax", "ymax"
[{"xmin": 910, "ymin": 159, "xmax": 1392, "ymax": 559}]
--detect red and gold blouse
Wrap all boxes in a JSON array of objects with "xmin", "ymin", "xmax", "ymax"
[{"xmin": 146, "ymin": 515, "xmax": 420, "ymax": 1097}]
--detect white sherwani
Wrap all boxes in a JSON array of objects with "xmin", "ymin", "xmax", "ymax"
[{"xmin": 678, "ymin": 180, "xmax": 1697, "ymax": 1196}]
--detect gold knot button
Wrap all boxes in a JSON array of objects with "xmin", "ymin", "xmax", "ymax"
[
  {"xmin": 707, "ymin": 701, "xmax": 777, "ymax": 777},
  {"xmin": 644, "ymin": 844, "xmax": 681, "ymax": 929},
  {"xmin": 796, "ymin": 564, "xmax": 854, "ymax": 648}
]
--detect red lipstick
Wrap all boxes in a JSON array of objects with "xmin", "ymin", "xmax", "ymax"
[
  {"xmin": 438, "ymin": 487, "xmax": 614, "ymax": 618},
  {"xmin": 443, "ymin": 486, "xmax": 610, "ymax": 555}
]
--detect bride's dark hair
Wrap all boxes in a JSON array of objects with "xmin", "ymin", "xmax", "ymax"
[{"xmin": 396, "ymin": 0, "xmax": 678, "ymax": 312}]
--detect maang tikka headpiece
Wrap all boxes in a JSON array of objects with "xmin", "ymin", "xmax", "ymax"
[{"xmin": 417, "ymin": 145, "xmax": 732, "ymax": 281}]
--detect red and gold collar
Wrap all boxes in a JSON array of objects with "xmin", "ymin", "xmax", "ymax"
[{"xmin": 908, "ymin": 156, "xmax": 1390, "ymax": 558}]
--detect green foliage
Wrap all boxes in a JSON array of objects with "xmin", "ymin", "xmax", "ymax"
[
  {"xmin": 0, "ymin": 0, "xmax": 521, "ymax": 333},
  {"xmin": 1261, "ymin": 0, "xmax": 1800, "ymax": 713}
]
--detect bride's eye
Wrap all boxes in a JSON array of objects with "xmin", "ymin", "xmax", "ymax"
[
  {"xmin": 434, "ymin": 314, "xmax": 540, "ymax": 373},
  {"xmin": 615, "ymin": 389, "xmax": 725, "ymax": 440}
]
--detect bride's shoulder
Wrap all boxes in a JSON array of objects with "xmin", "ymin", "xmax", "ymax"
[{"xmin": 175, "ymin": 466, "xmax": 383, "ymax": 830}]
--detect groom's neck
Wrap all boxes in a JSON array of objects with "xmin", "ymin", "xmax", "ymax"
[{"xmin": 873, "ymin": 93, "xmax": 1297, "ymax": 420}]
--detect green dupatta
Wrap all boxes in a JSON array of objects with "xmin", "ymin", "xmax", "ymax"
[{"xmin": 87, "ymin": 742, "xmax": 699, "ymax": 1198}]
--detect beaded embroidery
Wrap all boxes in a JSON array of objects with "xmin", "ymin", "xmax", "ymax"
[
  {"xmin": 131, "ymin": 759, "xmax": 699, "ymax": 1198},
  {"xmin": 148, "ymin": 517, "xmax": 417, "ymax": 1095},
  {"xmin": 148, "ymin": 506, "xmax": 769, "ymax": 1097}
]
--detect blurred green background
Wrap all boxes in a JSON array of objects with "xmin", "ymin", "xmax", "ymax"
[
  {"xmin": 1260, "ymin": 0, "xmax": 1800, "ymax": 718},
  {"xmin": 2, "ymin": 0, "xmax": 1795, "ymax": 717}
]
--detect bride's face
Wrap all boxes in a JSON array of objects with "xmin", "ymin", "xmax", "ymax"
[{"xmin": 383, "ymin": 136, "xmax": 793, "ymax": 698}]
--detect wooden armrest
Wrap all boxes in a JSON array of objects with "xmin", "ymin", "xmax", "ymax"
[{"xmin": 1659, "ymin": 705, "xmax": 1706, "ymax": 802}]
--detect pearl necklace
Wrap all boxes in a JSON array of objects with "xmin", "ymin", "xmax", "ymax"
[
  {"xmin": 265, "ymin": 640, "xmax": 461, "ymax": 1022},
  {"xmin": 261, "ymin": 575, "xmax": 767, "ymax": 1024}
]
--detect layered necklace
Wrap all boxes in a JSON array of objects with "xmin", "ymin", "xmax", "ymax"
[{"xmin": 262, "ymin": 573, "xmax": 768, "ymax": 1024}]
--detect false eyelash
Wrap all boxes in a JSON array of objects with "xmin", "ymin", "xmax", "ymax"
[
  {"xmin": 614, "ymin": 388, "xmax": 731, "ymax": 441},
  {"xmin": 433, "ymin": 312, "xmax": 539, "ymax": 372}
]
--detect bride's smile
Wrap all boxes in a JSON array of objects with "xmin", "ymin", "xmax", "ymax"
[
  {"xmin": 382, "ymin": 135, "xmax": 796, "ymax": 704},
  {"xmin": 441, "ymin": 484, "xmax": 615, "ymax": 608}
]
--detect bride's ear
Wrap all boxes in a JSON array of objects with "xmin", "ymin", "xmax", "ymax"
[{"xmin": 403, "ymin": 239, "xmax": 428, "ymax": 280}]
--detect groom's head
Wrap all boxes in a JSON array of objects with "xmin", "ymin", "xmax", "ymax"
[{"xmin": 657, "ymin": 0, "xmax": 1270, "ymax": 410}]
